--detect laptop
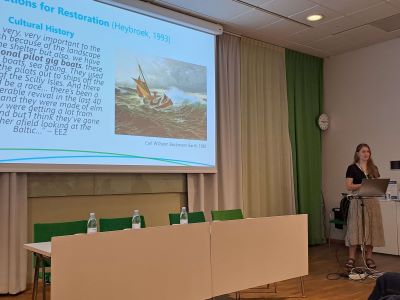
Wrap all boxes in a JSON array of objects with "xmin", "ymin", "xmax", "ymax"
[{"xmin": 356, "ymin": 178, "xmax": 390, "ymax": 197}]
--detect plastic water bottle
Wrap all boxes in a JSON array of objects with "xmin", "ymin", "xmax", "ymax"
[
  {"xmin": 180, "ymin": 207, "xmax": 188, "ymax": 224},
  {"xmin": 87, "ymin": 212, "xmax": 97, "ymax": 234},
  {"xmin": 132, "ymin": 210, "xmax": 141, "ymax": 229}
]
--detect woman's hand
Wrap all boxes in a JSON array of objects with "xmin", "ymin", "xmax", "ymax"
[{"xmin": 346, "ymin": 178, "xmax": 361, "ymax": 191}]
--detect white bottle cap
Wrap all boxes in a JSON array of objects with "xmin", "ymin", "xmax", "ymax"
[
  {"xmin": 182, "ymin": 207, "xmax": 186, "ymax": 211},
  {"xmin": 134, "ymin": 209, "xmax": 139, "ymax": 213},
  {"xmin": 90, "ymin": 212, "xmax": 95, "ymax": 217}
]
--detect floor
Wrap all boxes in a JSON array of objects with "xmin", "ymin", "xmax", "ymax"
[{"xmin": 1, "ymin": 243, "xmax": 399, "ymax": 300}]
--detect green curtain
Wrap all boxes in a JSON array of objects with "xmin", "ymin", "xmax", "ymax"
[{"xmin": 285, "ymin": 49, "xmax": 325, "ymax": 245}]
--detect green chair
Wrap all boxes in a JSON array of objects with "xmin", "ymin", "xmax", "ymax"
[
  {"xmin": 33, "ymin": 220, "xmax": 87, "ymax": 285},
  {"xmin": 34, "ymin": 220, "xmax": 88, "ymax": 243},
  {"xmin": 211, "ymin": 209, "xmax": 244, "ymax": 221},
  {"xmin": 168, "ymin": 211, "xmax": 206, "ymax": 225},
  {"xmin": 99, "ymin": 216, "xmax": 146, "ymax": 232}
]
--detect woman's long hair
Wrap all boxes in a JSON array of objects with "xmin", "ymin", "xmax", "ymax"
[{"xmin": 353, "ymin": 143, "xmax": 380, "ymax": 178}]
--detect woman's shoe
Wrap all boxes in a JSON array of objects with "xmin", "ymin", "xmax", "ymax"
[
  {"xmin": 345, "ymin": 258, "xmax": 355, "ymax": 270},
  {"xmin": 366, "ymin": 258, "xmax": 376, "ymax": 269}
]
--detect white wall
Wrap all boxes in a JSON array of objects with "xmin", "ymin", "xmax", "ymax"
[{"xmin": 323, "ymin": 38, "xmax": 400, "ymax": 239}]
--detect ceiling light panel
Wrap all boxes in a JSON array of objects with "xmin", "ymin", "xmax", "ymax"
[{"xmin": 291, "ymin": 5, "xmax": 340, "ymax": 25}]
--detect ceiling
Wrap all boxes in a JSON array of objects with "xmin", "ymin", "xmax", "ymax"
[{"xmin": 143, "ymin": 0, "xmax": 400, "ymax": 57}]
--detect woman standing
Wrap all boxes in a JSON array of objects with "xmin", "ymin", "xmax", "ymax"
[{"xmin": 345, "ymin": 143, "xmax": 385, "ymax": 270}]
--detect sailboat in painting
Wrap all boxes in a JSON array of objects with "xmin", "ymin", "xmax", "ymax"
[{"xmin": 133, "ymin": 64, "xmax": 173, "ymax": 109}]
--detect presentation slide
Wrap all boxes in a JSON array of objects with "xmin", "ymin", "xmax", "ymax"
[{"xmin": 0, "ymin": 0, "xmax": 216, "ymax": 171}]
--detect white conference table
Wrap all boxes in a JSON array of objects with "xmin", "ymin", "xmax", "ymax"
[
  {"xmin": 210, "ymin": 215, "xmax": 308, "ymax": 297},
  {"xmin": 24, "ymin": 242, "xmax": 52, "ymax": 300},
  {"xmin": 24, "ymin": 215, "xmax": 308, "ymax": 300},
  {"xmin": 25, "ymin": 223, "xmax": 213, "ymax": 300}
]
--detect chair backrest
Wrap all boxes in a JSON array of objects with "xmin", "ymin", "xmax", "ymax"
[
  {"xmin": 99, "ymin": 216, "xmax": 146, "ymax": 232},
  {"xmin": 34, "ymin": 220, "xmax": 87, "ymax": 271},
  {"xmin": 168, "ymin": 211, "xmax": 206, "ymax": 225},
  {"xmin": 34, "ymin": 220, "xmax": 87, "ymax": 243},
  {"xmin": 331, "ymin": 208, "xmax": 346, "ymax": 229},
  {"xmin": 211, "ymin": 209, "xmax": 244, "ymax": 221}
]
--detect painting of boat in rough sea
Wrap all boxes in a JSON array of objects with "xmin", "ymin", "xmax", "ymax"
[{"xmin": 115, "ymin": 51, "xmax": 207, "ymax": 140}]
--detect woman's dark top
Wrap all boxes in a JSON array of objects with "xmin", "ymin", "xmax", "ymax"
[{"xmin": 346, "ymin": 163, "xmax": 366, "ymax": 184}]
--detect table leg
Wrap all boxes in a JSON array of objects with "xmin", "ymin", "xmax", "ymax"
[
  {"xmin": 300, "ymin": 276, "xmax": 305, "ymax": 297},
  {"xmin": 32, "ymin": 254, "xmax": 39, "ymax": 300},
  {"xmin": 41, "ymin": 255, "xmax": 46, "ymax": 300}
]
